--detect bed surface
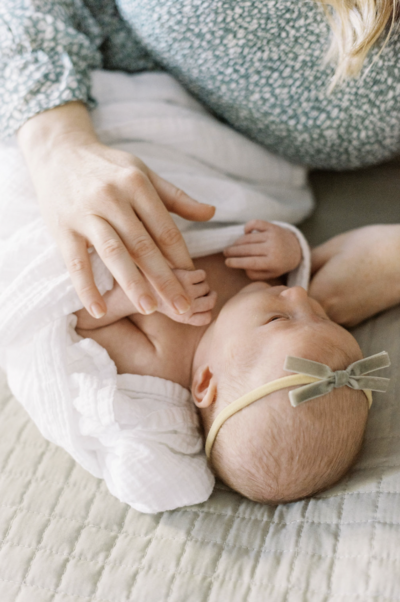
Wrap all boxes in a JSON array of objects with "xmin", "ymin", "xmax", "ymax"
[{"xmin": 1, "ymin": 162, "xmax": 400, "ymax": 601}]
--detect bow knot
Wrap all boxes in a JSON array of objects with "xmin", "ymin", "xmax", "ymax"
[
  {"xmin": 284, "ymin": 351, "xmax": 391, "ymax": 407},
  {"xmin": 333, "ymin": 370, "xmax": 350, "ymax": 388}
]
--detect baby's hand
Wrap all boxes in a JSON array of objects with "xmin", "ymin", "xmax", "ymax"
[
  {"xmin": 156, "ymin": 269, "xmax": 217, "ymax": 326},
  {"xmin": 223, "ymin": 220, "xmax": 302, "ymax": 280},
  {"xmin": 75, "ymin": 269, "xmax": 216, "ymax": 329}
]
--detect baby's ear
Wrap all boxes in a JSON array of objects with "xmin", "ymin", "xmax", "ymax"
[{"xmin": 192, "ymin": 365, "xmax": 217, "ymax": 408}]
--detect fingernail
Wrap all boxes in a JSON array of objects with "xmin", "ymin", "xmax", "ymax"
[
  {"xmin": 173, "ymin": 296, "xmax": 190, "ymax": 314},
  {"xmin": 139, "ymin": 295, "xmax": 157, "ymax": 315},
  {"xmin": 91, "ymin": 303, "xmax": 106, "ymax": 319}
]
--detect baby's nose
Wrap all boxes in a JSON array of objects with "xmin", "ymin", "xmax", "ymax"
[
  {"xmin": 279, "ymin": 286, "xmax": 315, "ymax": 314},
  {"xmin": 279, "ymin": 286, "xmax": 309, "ymax": 304}
]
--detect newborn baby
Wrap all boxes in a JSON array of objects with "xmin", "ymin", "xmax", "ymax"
[{"xmin": 75, "ymin": 220, "xmax": 381, "ymax": 504}]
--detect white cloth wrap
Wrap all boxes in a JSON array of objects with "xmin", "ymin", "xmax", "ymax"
[{"xmin": 0, "ymin": 70, "xmax": 312, "ymax": 513}]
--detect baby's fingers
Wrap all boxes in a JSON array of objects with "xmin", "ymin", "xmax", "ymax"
[
  {"xmin": 61, "ymin": 231, "xmax": 106, "ymax": 319},
  {"xmin": 172, "ymin": 268, "xmax": 210, "ymax": 299},
  {"xmin": 189, "ymin": 311, "xmax": 214, "ymax": 326},
  {"xmin": 225, "ymin": 232, "xmax": 268, "ymax": 247},
  {"xmin": 191, "ymin": 280, "xmax": 211, "ymax": 299},
  {"xmin": 224, "ymin": 243, "xmax": 266, "ymax": 258},
  {"xmin": 225, "ymin": 256, "xmax": 272, "ymax": 270},
  {"xmin": 185, "ymin": 290, "xmax": 217, "ymax": 326},
  {"xmin": 244, "ymin": 220, "xmax": 271, "ymax": 234},
  {"xmin": 191, "ymin": 290, "xmax": 217, "ymax": 313}
]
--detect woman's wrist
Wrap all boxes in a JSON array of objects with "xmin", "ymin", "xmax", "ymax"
[{"xmin": 17, "ymin": 101, "xmax": 99, "ymax": 171}]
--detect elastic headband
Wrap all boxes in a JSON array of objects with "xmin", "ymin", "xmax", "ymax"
[{"xmin": 205, "ymin": 351, "xmax": 390, "ymax": 459}]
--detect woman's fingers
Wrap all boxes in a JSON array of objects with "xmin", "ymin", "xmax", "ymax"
[
  {"xmin": 122, "ymin": 170, "xmax": 195, "ymax": 271},
  {"xmin": 88, "ymin": 216, "xmax": 163, "ymax": 314},
  {"xmin": 148, "ymin": 169, "xmax": 215, "ymax": 222},
  {"xmin": 77, "ymin": 282, "xmax": 137, "ymax": 329},
  {"xmin": 89, "ymin": 215, "xmax": 192, "ymax": 316},
  {"xmin": 61, "ymin": 232, "xmax": 106, "ymax": 318}
]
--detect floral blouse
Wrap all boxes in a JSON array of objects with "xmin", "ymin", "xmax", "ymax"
[{"xmin": 1, "ymin": 0, "xmax": 400, "ymax": 169}]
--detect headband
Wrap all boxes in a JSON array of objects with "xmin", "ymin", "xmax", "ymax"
[{"xmin": 205, "ymin": 351, "xmax": 390, "ymax": 459}]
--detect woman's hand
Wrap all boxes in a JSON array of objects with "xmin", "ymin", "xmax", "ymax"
[
  {"xmin": 75, "ymin": 269, "xmax": 217, "ymax": 329},
  {"xmin": 18, "ymin": 102, "xmax": 215, "ymax": 320},
  {"xmin": 310, "ymin": 225, "xmax": 400, "ymax": 326}
]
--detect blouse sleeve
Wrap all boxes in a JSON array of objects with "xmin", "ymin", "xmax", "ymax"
[{"xmin": 0, "ymin": 0, "xmax": 157, "ymax": 139}]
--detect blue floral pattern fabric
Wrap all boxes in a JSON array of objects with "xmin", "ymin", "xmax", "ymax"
[
  {"xmin": 1, "ymin": 0, "xmax": 400, "ymax": 169},
  {"xmin": 0, "ymin": 0, "xmax": 156, "ymax": 139}
]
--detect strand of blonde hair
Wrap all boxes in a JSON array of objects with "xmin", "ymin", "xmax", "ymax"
[{"xmin": 317, "ymin": 0, "xmax": 398, "ymax": 91}]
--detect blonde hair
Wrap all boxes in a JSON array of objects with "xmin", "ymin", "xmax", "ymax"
[{"xmin": 317, "ymin": 0, "xmax": 398, "ymax": 90}]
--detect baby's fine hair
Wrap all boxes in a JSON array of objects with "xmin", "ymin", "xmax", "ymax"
[{"xmin": 208, "ymin": 345, "xmax": 369, "ymax": 504}]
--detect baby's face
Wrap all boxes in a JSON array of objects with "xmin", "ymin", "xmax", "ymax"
[{"xmin": 206, "ymin": 282, "xmax": 360, "ymax": 392}]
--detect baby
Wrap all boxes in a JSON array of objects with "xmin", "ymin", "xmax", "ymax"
[{"xmin": 75, "ymin": 220, "xmax": 387, "ymax": 504}]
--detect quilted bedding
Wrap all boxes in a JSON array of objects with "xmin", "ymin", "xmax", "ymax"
[{"xmin": 0, "ymin": 295, "xmax": 399, "ymax": 602}]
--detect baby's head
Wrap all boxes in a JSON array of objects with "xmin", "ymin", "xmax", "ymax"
[{"xmin": 191, "ymin": 282, "xmax": 371, "ymax": 504}]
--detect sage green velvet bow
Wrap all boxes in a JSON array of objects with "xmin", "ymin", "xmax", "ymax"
[{"xmin": 284, "ymin": 351, "xmax": 391, "ymax": 407}]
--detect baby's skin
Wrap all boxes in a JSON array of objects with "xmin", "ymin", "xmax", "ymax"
[{"xmin": 76, "ymin": 221, "xmax": 368, "ymax": 504}]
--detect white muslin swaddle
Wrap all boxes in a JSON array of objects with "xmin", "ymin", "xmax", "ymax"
[{"xmin": 0, "ymin": 70, "xmax": 313, "ymax": 513}]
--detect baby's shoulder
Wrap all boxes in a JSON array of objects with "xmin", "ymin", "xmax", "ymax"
[{"xmin": 131, "ymin": 312, "xmax": 195, "ymax": 389}]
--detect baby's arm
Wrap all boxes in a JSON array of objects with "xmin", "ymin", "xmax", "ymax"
[
  {"xmin": 223, "ymin": 220, "xmax": 302, "ymax": 280},
  {"xmin": 77, "ymin": 317, "xmax": 157, "ymax": 376},
  {"xmin": 75, "ymin": 269, "xmax": 216, "ymax": 380}
]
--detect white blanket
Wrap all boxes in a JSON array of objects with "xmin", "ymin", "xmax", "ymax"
[{"xmin": 0, "ymin": 70, "xmax": 313, "ymax": 513}]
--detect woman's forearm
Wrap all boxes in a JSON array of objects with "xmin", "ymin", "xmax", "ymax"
[
  {"xmin": 17, "ymin": 101, "xmax": 98, "ymax": 170},
  {"xmin": 310, "ymin": 225, "xmax": 400, "ymax": 326}
]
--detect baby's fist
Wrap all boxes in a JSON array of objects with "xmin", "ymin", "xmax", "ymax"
[{"xmin": 223, "ymin": 220, "xmax": 302, "ymax": 280}]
